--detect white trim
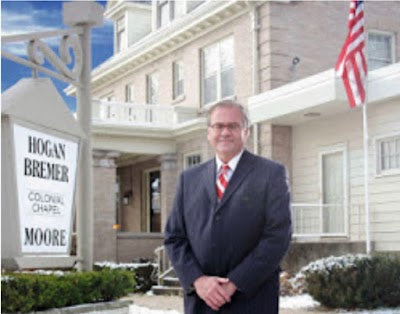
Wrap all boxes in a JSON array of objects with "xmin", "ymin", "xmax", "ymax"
[
  {"xmin": 374, "ymin": 131, "xmax": 400, "ymax": 177},
  {"xmin": 367, "ymin": 29, "xmax": 396, "ymax": 69},
  {"xmin": 318, "ymin": 143, "xmax": 349, "ymax": 237},
  {"xmin": 248, "ymin": 63, "xmax": 400, "ymax": 126}
]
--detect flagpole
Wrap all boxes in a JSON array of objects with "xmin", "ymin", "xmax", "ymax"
[
  {"xmin": 335, "ymin": 0, "xmax": 370, "ymax": 254},
  {"xmin": 363, "ymin": 98, "xmax": 371, "ymax": 254},
  {"xmin": 362, "ymin": 0, "xmax": 371, "ymax": 255}
]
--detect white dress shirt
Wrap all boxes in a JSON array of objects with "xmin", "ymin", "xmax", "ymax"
[{"xmin": 215, "ymin": 150, "xmax": 244, "ymax": 181}]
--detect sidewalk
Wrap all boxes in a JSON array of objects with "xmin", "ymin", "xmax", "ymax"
[{"xmin": 125, "ymin": 294, "xmax": 336, "ymax": 314}]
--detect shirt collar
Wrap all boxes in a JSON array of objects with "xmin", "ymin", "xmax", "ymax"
[{"xmin": 215, "ymin": 150, "xmax": 244, "ymax": 173}]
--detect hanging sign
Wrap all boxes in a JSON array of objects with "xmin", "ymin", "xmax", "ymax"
[{"xmin": 13, "ymin": 124, "xmax": 78, "ymax": 254}]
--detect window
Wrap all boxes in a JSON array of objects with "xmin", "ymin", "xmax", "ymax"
[
  {"xmin": 157, "ymin": 0, "xmax": 185, "ymax": 29},
  {"xmin": 105, "ymin": 94, "xmax": 115, "ymax": 102},
  {"xmin": 147, "ymin": 73, "xmax": 159, "ymax": 104},
  {"xmin": 377, "ymin": 135, "xmax": 400, "ymax": 174},
  {"xmin": 100, "ymin": 93, "xmax": 115, "ymax": 119},
  {"xmin": 146, "ymin": 73, "xmax": 159, "ymax": 121},
  {"xmin": 158, "ymin": 1, "xmax": 170, "ymax": 28},
  {"xmin": 116, "ymin": 16, "xmax": 126, "ymax": 53},
  {"xmin": 368, "ymin": 31, "xmax": 395, "ymax": 71},
  {"xmin": 125, "ymin": 84, "xmax": 134, "ymax": 103},
  {"xmin": 125, "ymin": 84, "xmax": 135, "ymax": 121},
  {"xmin": 187, "ymin": 0, "xmax": 205, "ymax": 13},
  {"xmin": 173, "ymin": 61, "xmax": 184, "ymax": 99},
  {"xmin": 185, "ymin": 153, "xmax": 202, "ymax": 169},
  {"xmin": 201, "ymin": 36, "xmax": 234, "ymax": 105},
  {"xmin": 174, "ymin": 1, "xmax": 185, "ymax": 19}
]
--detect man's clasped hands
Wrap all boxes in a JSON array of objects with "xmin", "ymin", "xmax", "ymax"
[{"xmin": 193, "ymin": 275, "xmax": 238, "ymax": 311}]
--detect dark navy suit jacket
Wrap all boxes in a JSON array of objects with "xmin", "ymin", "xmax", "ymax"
[{"xmin": 164, "ymin": 150, "xmax": 292, "ymax": 313}]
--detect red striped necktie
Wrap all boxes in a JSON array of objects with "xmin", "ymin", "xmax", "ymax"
[{"xmin": 216, "ymin": 164, "xmax": 230, "ymax": 200}]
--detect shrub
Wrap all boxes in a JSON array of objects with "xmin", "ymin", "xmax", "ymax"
[
  {"xmin": 1, "ymin": 269, "xmax": 135, "ymax": 313},
  {"xmin": 302, "ymin": 254, "xmax": 400, "ymax": 309},
  {"xmin": 94, "ymin": 261, "xmax": 157, "ymax": 292}
]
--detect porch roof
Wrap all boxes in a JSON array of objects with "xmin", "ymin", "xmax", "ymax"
[{"xmin": 248, "ymin": 62, "xmax": 400, "ymax": 126}]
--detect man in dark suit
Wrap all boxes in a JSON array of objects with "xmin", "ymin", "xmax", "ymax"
[{"xmin": 164, "ymin": 100, "xmax": 292, "ymax": 313}]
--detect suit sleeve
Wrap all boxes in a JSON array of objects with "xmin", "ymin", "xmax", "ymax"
[
  {"xmin": 164, "ymin": 172, "xmax": 204, "ymax": 294},
  {"xmin": 227, "ymin": 163, "xmax": 292, "ymax": 297}
]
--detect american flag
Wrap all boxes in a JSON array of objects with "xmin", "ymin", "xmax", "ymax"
[{"xmin": 335, "ymin": 0, "xmax": 367, "ymax": 108}]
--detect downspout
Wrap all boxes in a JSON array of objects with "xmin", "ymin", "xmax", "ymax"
[{"xmin": 251, "ymin": 5, "xmax": 260, "ymax": 155}]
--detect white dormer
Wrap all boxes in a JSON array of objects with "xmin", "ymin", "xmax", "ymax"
[
  {"xmin": 152, "ymin": 0, "xmax": 205, "ymax": 31},
  {"xmin": 105, "ymin": 1, "xmax": 152, "ymax": 54}
]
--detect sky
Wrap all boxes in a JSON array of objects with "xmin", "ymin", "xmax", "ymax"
[{"xmin": 1, "ymin": 0, "xmax": 114, "ymax": 112}]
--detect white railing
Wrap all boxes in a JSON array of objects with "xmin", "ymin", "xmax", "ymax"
[
  {"xmin": 93, "ymin": 100, "xmax": 175, "ymax": 127},
  {"xmin": 292, "ymin": 203, "xmax": 347, "ymax": 237},
  {"xmin": 154, "ymin": 245, "xmax": 174, "ymax": 286}
]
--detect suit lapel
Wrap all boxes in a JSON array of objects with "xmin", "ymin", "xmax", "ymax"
[
  {"xmin": 202, "ymin": 159, "xmax": 218, "ymax": 206},
  {"xmin": 216, "ymin": 150, "xmax": 255, "ymax": 211}
]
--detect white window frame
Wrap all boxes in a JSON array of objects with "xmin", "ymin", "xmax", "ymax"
[
  {"xmin": 156, "ymin": 0, "xmax": 187, "ymax": 29},
  {"xmin": 116, "ymin": 16, "xmax": 127, "ymax": 53},
  {"xmin": 173, "ymin": 61, "xmax": 184, "ymax": 100},
  {"xmin": 100, "ymin": 93, "xmax": 116, "ymax": 119},
  {"xmin": 201, "ymin": 36, "xmax": 235, "ymax": 107},
  {"xmin": 187, "ymin": 0, "xmax": 205, "ymax": 13},
  {"xmin": 146, "ymin": 72, "xmax": 159, "ymax": 104},
  {"xmin": 367, "ymin": 30, "xmax": 396, "ymax": 71},
  {"xmin": 184, "ymin": 152, "xmax": 202, "ymax": 169},
  {"xmin": 374, "ymin": 132, "xmax": 400, "ymax": 177},
  {"xmin": 125, "ymin": 84, "xmax": 135, "ymax": 103},
  {"xmin": 318, "ymin": 143, "xmax": 348, "ymax": 237}
]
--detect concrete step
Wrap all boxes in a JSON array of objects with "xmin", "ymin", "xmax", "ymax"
[
  {"xmin": 152, "ymin": 285, "xmax": 183, "ymax": 296},
  {"xmin": 163, "ymin": 276, "xmax": 181, "ymax": 287}
]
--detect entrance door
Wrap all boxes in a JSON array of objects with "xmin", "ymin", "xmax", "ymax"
[
  {"xmin": 143, "ymin": 169, "xmax": 161, "ymax": 232},
  {"xmin": 321, "ymin": 151, "xmax": 345, "ymax": 234}
]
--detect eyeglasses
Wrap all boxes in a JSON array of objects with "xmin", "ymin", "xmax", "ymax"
[{"xmin": 209, "ymin": 123, "xmax": 243, "ymax": 132}]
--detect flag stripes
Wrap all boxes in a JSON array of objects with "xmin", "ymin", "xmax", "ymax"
[{"xmin": 335, "ymin": 0, "xmax": 367, "ymax": 108}]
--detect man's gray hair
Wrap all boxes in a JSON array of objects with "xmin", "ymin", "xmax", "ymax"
[{"xmin": 206, "ymin": 100, "xmax": 249, "ymax": 128}]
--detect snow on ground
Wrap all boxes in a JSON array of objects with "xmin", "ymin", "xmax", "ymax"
[
  {"xmin": 128, "ymin": 294, "xmax": 400, "ymax": 314},
  {"xmin": 129, "ymin": 304, "xmax": 181, "ymax": 314},
  {"xmin": 340, "ymin": 309, "xmax": 400, "ymax": 314},
  {"xmin": 280, "ymin": 294, "xmax": 320, "ymax": 309},
  {"xmin": 280, "ymin": 295, "xmax": 400, "ymax": 313}
]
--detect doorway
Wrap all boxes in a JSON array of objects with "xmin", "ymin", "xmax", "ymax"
[
  {"xmin": 321, "ymin": 150, "xmax": 346, "ymax": 234},
  {"xmin": 143, "ymin": 169, "xmax": 161, "ymax": 232}
]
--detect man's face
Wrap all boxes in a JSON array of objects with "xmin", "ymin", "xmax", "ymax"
[{"xmin": 207, "ymin": 106, "xmax": 249, "ymax": 163}]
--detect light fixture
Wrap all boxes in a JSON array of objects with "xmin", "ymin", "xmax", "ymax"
[
  {"xmin": 304, "ymin": 112, "xmax": 321, "ymax": 117},
  {"xmin": 123, "ymin": 192, "xmax": 132, "ymax": 205}
]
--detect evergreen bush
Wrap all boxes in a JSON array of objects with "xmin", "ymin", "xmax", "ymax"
[
  {"xmin": 94, "ymin": 261, "xmax": 156, "ymax": 292},
  {"xmin": 1, "ymin": 269, "xmax": 135, "ymax": 313},
  {"xmin": 303, "ymin": 254, "xmax": 400, "ymax": 309}
]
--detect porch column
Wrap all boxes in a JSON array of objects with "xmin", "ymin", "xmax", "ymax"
[
  {"xmin": 92, "ymin": 150, "xmax": 120, "ymax": 262},
  {"xmin": 159, "ymin": 153, "xmax": 178, "ymax": 232},
  {"xmin": 259, "ymin": 123, "xmax": 292, "ymax": 178}
]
